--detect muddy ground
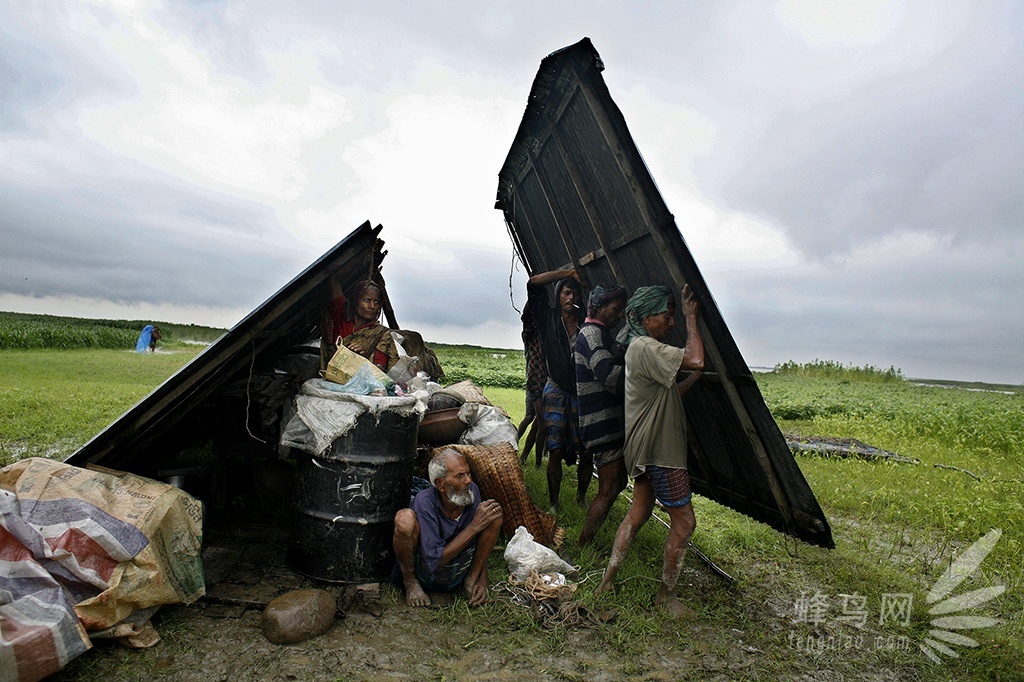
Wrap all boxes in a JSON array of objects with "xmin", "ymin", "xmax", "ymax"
[{"xmin": 50, "ymin": 525, "xmax": 916, "ymax": 682}]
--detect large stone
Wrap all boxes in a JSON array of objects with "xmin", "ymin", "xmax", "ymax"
[{"xmin": 261, "ymin": 589, "xmax": 336, "ymax": 644}]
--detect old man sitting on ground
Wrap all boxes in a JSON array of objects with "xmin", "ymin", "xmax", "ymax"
[{"xmin": 393, "ymin": 448, "xmax": 503, "ymax": 607}]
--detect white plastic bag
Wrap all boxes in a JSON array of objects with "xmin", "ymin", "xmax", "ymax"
[
  {"xmin": 458, "ymin": 403, "xmax": 519, "ymax": 448},
  {"xmin": 406, "ymin": 372, "xmax": 438, "ymax": 394},
  {"xmin": 503, "ymin": 526, "xmax": 577, "ymax": 581}
]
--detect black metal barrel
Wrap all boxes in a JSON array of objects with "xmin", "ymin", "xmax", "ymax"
[{"xmin": 287, "ymin": 403, "xmax": 418, "ymax": 583}]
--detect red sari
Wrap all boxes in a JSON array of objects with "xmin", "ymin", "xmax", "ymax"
[{"xmin": 325, "ymin": 296, "xmax": 398, "ymax": 371}]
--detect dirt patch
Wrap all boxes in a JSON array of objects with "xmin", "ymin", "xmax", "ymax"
[
  {"xmin": 56, "ymin": 600, "xmax": 762, "ymax": 682},
  {"xmin": 51, "ymin": 528, "xmax": 768, "ymax": 681},
  {"xmin": 50, "ymin": 525, "xmax": 934, "ymax": 682}
]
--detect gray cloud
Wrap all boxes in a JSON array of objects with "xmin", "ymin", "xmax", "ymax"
[
  {"xmin": 0, "ymin": 157, "xmax": 305, "ymax": 309},
  {"xmin": 0, "ymin": 1, "xmax": 1020, "ymax": 385},
  {"xmin": 709, "ymin": 234, "xmax": 1024, "ymax": 384},
  {"xmin": 383, "ymin": 248, "xmax": 524, "ymax": 331},
  {"xmin": 692, "ymin": 2, "xmax": 1024, "ymax": 259},
  {"xmin": 0, "ymin": 28, "xmax": 62, "ymax": 131},
  {"xmin": 0, "ymin": 7, "xmax": 135, "ymax": 133}
]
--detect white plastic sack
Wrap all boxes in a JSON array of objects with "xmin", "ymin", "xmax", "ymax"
[
  {"xmin": 279, "ymin": 378, "xmax": 421, "ymax": 455},
  {"xmin": 503, "ymin": 526, "xmax": 577, "ymax": 581},
  {"xmin": 458, "ymin": 403, "xmax": 519, "ymax": 448},
  {"xmin": 407, "ymin": 373, "xmax": 441, "ymax": 395}
]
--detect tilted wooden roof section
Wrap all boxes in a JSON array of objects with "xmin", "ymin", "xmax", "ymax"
[
  {"xmin": 66, "ymin": 221, "xmax": 390, "ymax": 472},
  {"xmin": 496, "ymin": 38, "xmax": 833, "ymax": 548}
]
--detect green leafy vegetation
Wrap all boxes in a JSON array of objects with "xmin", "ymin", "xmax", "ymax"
[
  {"xmin": 432, "ymin": 343, "xmax": 525, "ymax": 389},
  {"xmin": 760, "ymin": 371, "xmax": 1023, "ymax": 457},
  {"xmin": 773, "ymin": 358, "xmax": 904, "ymax": 382}
]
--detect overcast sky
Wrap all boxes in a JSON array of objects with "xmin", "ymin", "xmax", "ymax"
[{"xmin": 1, "ymin": 1, "xmax": 1021, "ymax": 384}]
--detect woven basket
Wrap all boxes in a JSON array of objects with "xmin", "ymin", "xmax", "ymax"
[{"xmin": 444, "ymin": 443, "xmax": 563, "ymax": 549}]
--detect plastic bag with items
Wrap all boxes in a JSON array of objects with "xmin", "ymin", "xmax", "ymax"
[
  {"xmin": 324, "ymin": 344, "xmax": 394, "ymax": 391},
  {"xmin": 333, "ymin": 363, "xmax": 388, "ymax": 396},
  {"xmin": 458, "ymin": 403, "xmax": 519, "ymax": 449},
  {"xmin": 503, "ymin": 526, "xmax": 577, "ymax": 582}
]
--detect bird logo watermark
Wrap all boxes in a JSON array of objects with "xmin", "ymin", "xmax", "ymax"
[
  {"xmin": 918, "ymin": 528, "xmax": 1004, "ymax": 663},
  {"xmin": 787, "ymin": 528, "xmax": 1005, "ymax": 664}
]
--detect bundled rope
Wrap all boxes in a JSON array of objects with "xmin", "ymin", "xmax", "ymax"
[
  {"xmin": 497, "ymin": 571, "xmax": 605, "ymax": 629},
  {"xmin": 509, "ymin": 571, "xmax": 576, "ymax": 603}
]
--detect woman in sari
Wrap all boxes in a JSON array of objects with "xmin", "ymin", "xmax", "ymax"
[{"xmin": 323, "ymin": 276, "xmax": 399, "ymax": 372}]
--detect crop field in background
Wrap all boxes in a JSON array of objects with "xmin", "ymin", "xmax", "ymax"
[
  {"xmin": 0, "ymin": 311, "xmax": 226, "ymax": 350},
  {"xmin": 431, "ymin": 343, "xmax": 525, "ymax": 389},
  {"xmin": 1, "ymin": 313, "xmax": 1021, "ymax": 680}
]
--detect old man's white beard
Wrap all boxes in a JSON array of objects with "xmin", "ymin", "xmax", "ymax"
[{"xmin": 447, "ymin": 487, "xmax": 474, "ymax": 507}]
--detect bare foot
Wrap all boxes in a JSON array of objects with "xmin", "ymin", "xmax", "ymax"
[
  {"xmin": 574, "ymin": 496, "xmax": 587, "ymax": 509},
  {"xmin": 578, "ymin": 521, "xmax": 598, "ymax": 547},
  {"xmin": 655, "ymin": 594, "xmax": 695, "ymax": 619},
  {"xmin": 594, "ymin": 577, "xmax": 616, "ymax": 596},
  {"xmin": 404, "ymin": 581, "xmax": 431, "ymax": 607}
]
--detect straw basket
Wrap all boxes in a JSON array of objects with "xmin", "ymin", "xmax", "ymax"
[{"xmin": 443, "ymin": 443, "xmax": 563, "ymax": 548}]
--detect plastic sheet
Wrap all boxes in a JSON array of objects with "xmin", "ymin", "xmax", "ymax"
[
  {"xmin": 458, "ymin": 403, "xmax": 519, "ymax": 449},
  {"xmin": 134, "ymin": 325, "xmax": 153, "ymax": 353},
  {"xmin": 280, "ymin": 378, "xmax": 422, "ymax": 455}
]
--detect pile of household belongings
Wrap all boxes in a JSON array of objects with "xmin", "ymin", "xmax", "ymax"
[
  {"xmin": 279, "ymin": 343, "xmax": 425, "ymax": 455},
  {"xmin": 279, "ymin": 339, "xmax": 562, "ymax": 549},
  {"xmin": 0, "ymin": 457, "xmax": 205, "ymax": 682}
]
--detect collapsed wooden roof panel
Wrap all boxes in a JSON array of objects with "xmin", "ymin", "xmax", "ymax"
[
  {"xmin": 66, "ymin": 221, "xmax": 386, "ymax": 472},
  {"xmin": 496, "ymin": 38, "xmax": 834, "ymax": 548}
]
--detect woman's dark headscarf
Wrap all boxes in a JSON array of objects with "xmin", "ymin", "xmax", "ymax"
[
  {"xmin": 346, "ymin": 279, "xmax": 384, "ymax": 322},
  {"xmin": 617, "ymin": 285, "xmax": 674, "ymax": 346}
]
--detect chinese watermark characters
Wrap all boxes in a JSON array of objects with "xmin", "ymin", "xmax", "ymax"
[{"xmin": 787, "ymin": 529, "xmax": 1005, "ymax": 664}]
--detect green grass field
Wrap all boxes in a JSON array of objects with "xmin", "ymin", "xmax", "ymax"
[
  {"xmin": 0, "ymin": 347, "xmax": 207, "ymax": 463},
  {"xmin": 2, "ymin": 316, "xmax": 1021, "ymax": 680},
  {"xmin": 489, "ymin": 375, "xmax": 1023, "ymax": 680}
]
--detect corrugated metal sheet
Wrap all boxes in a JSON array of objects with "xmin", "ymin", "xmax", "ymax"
[
  {"xmin": 496, "ymin": 38, "xmax": 834, "ymax": 548},
  {"xmin": 65, "ymin": 221, "xmax": 388, "ymax": 473}
]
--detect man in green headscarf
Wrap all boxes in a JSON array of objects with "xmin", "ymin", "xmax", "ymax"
[{"xmin": 597, "ymin": 284, "xmax": 705, "ymax": 618}]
